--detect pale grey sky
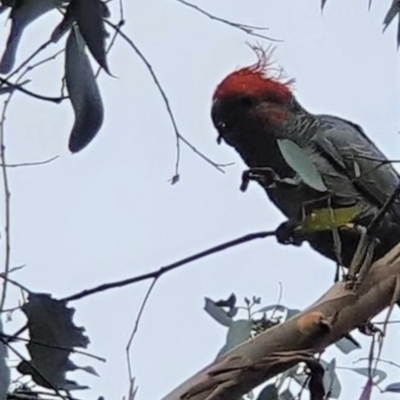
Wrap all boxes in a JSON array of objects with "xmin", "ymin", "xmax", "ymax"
[{"xmin": 0, "ymin": 0, "xmax": 399, "ymax": 399}]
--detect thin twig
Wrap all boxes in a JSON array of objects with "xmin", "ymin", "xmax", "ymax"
[
  {"xmin": 0, "ymin": 78, "xmax": 65, "ymax": 103},
  {"xmin": 0, "ymin": 155, "xmax": 59, "ymax": 168},
  {"xmin": 0, "ymin": 50, "xmax": 65, "ymax": 311},
  {"xmin": 25, "ymin": 49, "xmax": 65, "ymax": 73},
  {"xmin": 5, "ymin": 323, "xmax": 28, "ymax": 344},
  {"xmin": 354, "ymin": 357, "xmax": 400, "ymax": 370},
  {"xmin": 126, "ymin": 278, "xmax": 158, "ymax": 380},
  {"xmin": 62, "ymin": 230, "xmax": 276, "ymax": 302},
  {"xmin": 174, "ymin": 0, "xmax": 282, "ymax": 42},
  {"xmin": 105, "ymin": 20, "xmax": 229, "ymax": 180},
  {"xmin": 8, "ymin": 392, "xmax": 79, "ymax": 400},
  {"xmin": 0, "ymin": 83, "xmax": 14, "ymax": 311},
  {"xmin": 1, "ymin": 305, "xmax": 21, "ymax": 314},
  {"xmin": 5, "ymin": 39, "xmax": 53, "ymax": 81},
  {"xmin": 0, "ymin": 264, "xmax": 25, "ymax": 275},
  {"xmin": 0, "ymin": 274, "xmax": 30, "ymax": 294},
  {"xmin": 374, "ymin": 319, "xmax": 400, "ymax": 324},
  {"xmin": 0, "ymin": 333, "xmax": 106, "ymax": 362},
  {"xmin": 368, "ymin": 183, "xmax": 400, "ymax": 234},
  {"xmin": 1, "ymin": 338, "xmax": 69, "ymax": 400}
]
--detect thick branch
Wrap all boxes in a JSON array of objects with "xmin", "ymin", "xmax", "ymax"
[{"xmin": 160, "ymin": 243, "xmax": 400, "ymax": 400}]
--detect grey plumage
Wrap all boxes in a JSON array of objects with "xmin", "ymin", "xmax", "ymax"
[{"xmin": 212, "ymin": 93, "xmax": 400, "ymax": 267}]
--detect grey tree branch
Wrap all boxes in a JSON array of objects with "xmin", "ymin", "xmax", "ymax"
[{"xmin": 160, "ymin": 243, "xmax": 400, "ymax": 400}]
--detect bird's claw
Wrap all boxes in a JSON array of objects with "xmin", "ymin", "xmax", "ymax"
[
  {"xmin": 358, "ymin": 321, "xmax": 383, "ymax": 337},
  {"xmin": 276, "ymin": 220, "xmax": 304, "ymax": 247},
  {"xmin": 345, "ymin": 225, "xmax": 376, "ymax": 290},
  {"xmin": 240, "ymin": 167, "xmax": 278, "ymax": 192},
  {"xmin": 344, "ymin": 273, "xmax": 361, "ymax": 290}
]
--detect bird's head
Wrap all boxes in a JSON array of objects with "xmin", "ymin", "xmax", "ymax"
[{"xmin": 211, "ymin": 47, "xmax": 296, "ymax": 148}]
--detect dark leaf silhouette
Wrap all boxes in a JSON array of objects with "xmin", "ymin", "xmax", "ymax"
[
  {"xmin": 0, "ymin": 319, "xmax": 10, "ymax": 400},
  {"xmin": 70, "ymin": 0, "xmax": 110, "ymax": 73},
  {"xmin": 291, "ymin": 358, "xmax": 341, "ymax": 399},
  {"xmin": 0, "ymin": 0, "xmax": 62, "ymax": 74},
  {"xmin": 384, "ymin": 382, "xmax": 400, "ymax": 393},
  {"xmin": 383, "ymin": 0, "xmax": 400, "ymax": 48},
  {"xmin": 308, "ymin": 361, "xmax": 325, "ymax": 400},
  {"xmin": 214, "ymin": 293, "xmax": 236, "ymax": 309},
  {"xmin": 204, "ymin": 297, "xmax": 232, "ymax": 327},
  {"xmin": 17, "ymin": 293, "xmax": 92, "ymax": 390},
  {"xmin": 334, "ymin": 335, "xmax": 360, "ymax": 354},
  {"xmin": 65, "ymin": 26, "xmax": 104, "ymax": 153},
  {"xmin": 256, "ymin": 384, "xmax": 279, "ymax": 400},
  {"xmin": 51, "ymin": 3, "xmax": 75, "ymax": 43}
]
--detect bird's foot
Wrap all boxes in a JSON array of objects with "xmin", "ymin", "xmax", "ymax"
[
  {"xmin": 345, "ymin": 225, "xmax": 376, "ymax": 290},
  {"xmin": 240, "ymin": 167, "xmax": 279, "ymax": 192},
  {"xmin": 358, "ymin": 321, "xmax": 383, "ymax": 337},
  {"xmin": 275, "ymin": 220, "xmax": 304, "ymax": 247},
  {"xmin": 344, "ymin": 273, "xmax": 362, "ymax": 290}
]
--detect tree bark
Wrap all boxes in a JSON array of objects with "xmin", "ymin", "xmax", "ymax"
[{"xmin": 160, "ymin": 243, "xmax": 400, "ymax": 400}]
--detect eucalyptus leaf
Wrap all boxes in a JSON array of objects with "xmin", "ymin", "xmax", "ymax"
[
  {"xmin": 383, "ymin": 0, "xmax": 400, "ymax": 47},
  {"xmin": 72, "ymin": 0, "xmax": 110, "ymax": 73},
  {"xmin": 279, "ymin": 389, "xmax": 294, "ymax": 400},
  {"xmin": 0, "ymin": 318, "xmax": 10, "ymax": 400},
  {"xmin": 285, "ymin": 308, "xmax": 301, "ymax": 320},
  {"xmin": 384, "ymin": 382, "xmax": 400, "ymax": 393},
  {"xmin": 256, "ymin": 384, "xmax": 279, "ymax": 400},
  {"xmin": 0, "ymin": 0, "xmax": 62, "ymax": 74},
  {"xmin": 204, "ymin": 297, "xmax": 232, "ymax": 327},
  {"xmin": 65, "ymin": 26, "xmax": 104, "ymax": 153},
  {"xmin": 216, "ymin": 319, "xmax": 252, "ymax": 358},
  {"xmin": 17, "ymin": 293, "xmax": 90, "ymax": 390},
  {"xmin": 51, "ymin": 4, "xmax": 75, "ymax": 43},
  {"xmin": 277, "ymin": 139, "xmax": 327, "ymax": 192},
  {"xmin": 350, "ymin": 368, "xmax": 387, "ymax": 384},
  {"xmin": 324, "ymin": 358, "xmax": 341, "ymax": 399},
  {"xmin": 334, "ymin": 335, "xmax": 360, "ymax": 354}
]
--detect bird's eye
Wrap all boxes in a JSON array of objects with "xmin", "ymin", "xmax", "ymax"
[
  {"xmin": 240, "ymin": 96, "xmax": 256, "ymax": 107},
  {"xmin": 217, "ymin": 121, "xmax": 227, "ymax": 131}
]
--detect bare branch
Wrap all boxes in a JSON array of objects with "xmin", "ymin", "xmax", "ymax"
[{"xmin": 62, "ymin": 230, "xmax": 276, "ymax": 302}]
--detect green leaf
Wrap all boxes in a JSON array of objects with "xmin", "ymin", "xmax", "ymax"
[
  {"xmin": 300, "ymin": 204, "xmax": 363, "ymax": 233},
  {"xmin": 204, "ymin": 297, "xmax": 232, "ymax": 327},
  {"xmin": 216, "ymin": 319, "xmax": 252, "ymax": 359}
]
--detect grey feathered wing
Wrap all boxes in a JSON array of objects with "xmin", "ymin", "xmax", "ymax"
[{"xmin": 312, "ymin": 115, "xmax": 400, "ymax": 215}]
